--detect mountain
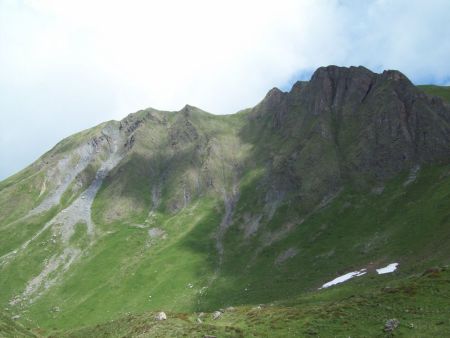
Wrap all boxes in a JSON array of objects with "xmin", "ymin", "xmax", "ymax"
[{"xmin": 1, "ymin": 66, "xmax": 449, "ymax": 337}]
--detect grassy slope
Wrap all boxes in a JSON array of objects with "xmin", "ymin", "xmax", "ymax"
[
  {"xmin": 194, "ymin": 164, "xmax": 450, "ymax": 310},
  {"xmin": 0, "ymin": 109, "xmax": 249, "ymax": 332},
  {"xmin": 22, "ymin": 198, "xmax": 223, "ymax": 330},
  {"xmin": 418, "ymin": 85, "xmax": 450, "ymax": 103},
  {"xmin": 7, "ymin": 163, "xmax": 448, "ymax": 337},
  {"xmin": 0, "ymin": 311, "xmax": 35, "ymax": 337},
  {"xmin": 54, "ymin": 267, "xmax": 450, "ymax": 337}
]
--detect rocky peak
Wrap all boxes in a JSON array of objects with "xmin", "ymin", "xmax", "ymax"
[
  {"xmin": 179, "ymin": 104, "xmax": 210, "ymax": 117},
  {"xmin": 300, "ymin": 66, "xmax": 376, "ymax": 114},
  {"xmin": 180, "ymin": 104, "xmax": 196, "ymax": 113},
  {"xmin": 289, "ymin": 80, "xmax": 308, "ymax": 95},
  {"xmin": 251, "ymin": 87, "xmax": 287, "ymax": 120},
  {"xmin": 265, "ymin": 87, "xmax": 285, "ymax": 99},
  {"xmin": 381, "ymin": 69, "xmax": 411, "ymax": 83},
  {"xmin": 309, "ymin": 65, "xmax": 374, "ymax": 83},
  {"xmin": 248, "ymin": 65, "xmax": 450, "ymax": 184}
]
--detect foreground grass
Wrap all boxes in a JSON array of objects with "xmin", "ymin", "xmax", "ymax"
[
  {"xmin": 40, "ymin": 266, "xmax": 450, "ymax": 337},
  {"xmin": 2, "ymin": 164, "xmax": 450, "ymax": 335},
  {"xmin": 0, "ymin": 311, "xmax": 36, "ymax": 337}
]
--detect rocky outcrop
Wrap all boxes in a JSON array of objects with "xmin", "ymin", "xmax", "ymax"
[
  {"xmin": 246, "ymin": 66, "xmax": 450, "ymax": 208},
  {"xmin": 292, "ymin": 66, "xmax": 450, "ymax": 175}
]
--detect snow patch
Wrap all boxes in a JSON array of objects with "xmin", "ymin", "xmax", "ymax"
[
  {"xmin": 376, "ymin": 263, "xmax": 398, "ymax": 274},
  {"xmin": 320, "ymin": 269, "xmax": 367, "ymax": 289}
]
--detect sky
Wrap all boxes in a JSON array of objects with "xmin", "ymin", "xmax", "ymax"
[{"xmin": 1, "ymin": 0, "xmax": 450, "ymax": 180}]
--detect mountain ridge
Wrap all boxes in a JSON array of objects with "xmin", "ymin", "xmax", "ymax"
[{"xmin": 1, "ymin": 65, "xmax": 450, "ymax": 337}]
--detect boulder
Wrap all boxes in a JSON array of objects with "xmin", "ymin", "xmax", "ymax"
[
  {"xmin": 384, "ymin": 318, "xmax": 399, "ymax": 332},
  {"xmin": 154, "ymin": 311, "xmax": 167, "ymax": 321},
  {"xmin": 51, "ymin": 306, "xmax": 61, "ymax": 312}
]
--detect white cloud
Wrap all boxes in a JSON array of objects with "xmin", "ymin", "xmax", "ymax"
[{"xmin": 1, "ymin": 0, "xmax": 450, "ymax": 179}]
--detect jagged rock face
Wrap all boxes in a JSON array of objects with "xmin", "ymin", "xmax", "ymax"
[
  {"xmin": 300, "ymin": 66, "xmax": 375, "ymax": 114},
  {"xmin": 248, "ymin": 66, "xmax": 450, "ymax": 202}
]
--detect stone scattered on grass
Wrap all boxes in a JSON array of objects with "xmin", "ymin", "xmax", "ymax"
[
  {"xmin": 51, "ymin": 306, "xmax": 61, "ymax": 312},
  {"xmin": 154, "ymin": 311, "xmax": 167, "ymax": 321},
  {"xmin": 148, "ymin": 228, "xmax": 167, "ymax": 239},
  {"xmin": 212, "ymin": 311, "xmax": 222, "ymax": 320},
  {"xmin": 384, "ymin": 318, "xmax": 399, "ymax": 332},
  {"xmin": 11, "ymin": 315, "xmax": 21, "ymax": 320}
]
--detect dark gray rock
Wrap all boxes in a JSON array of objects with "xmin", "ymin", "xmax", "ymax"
[{"xmin": 384, "ymin": 318, "xmax": 400, "ymax": 332}]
